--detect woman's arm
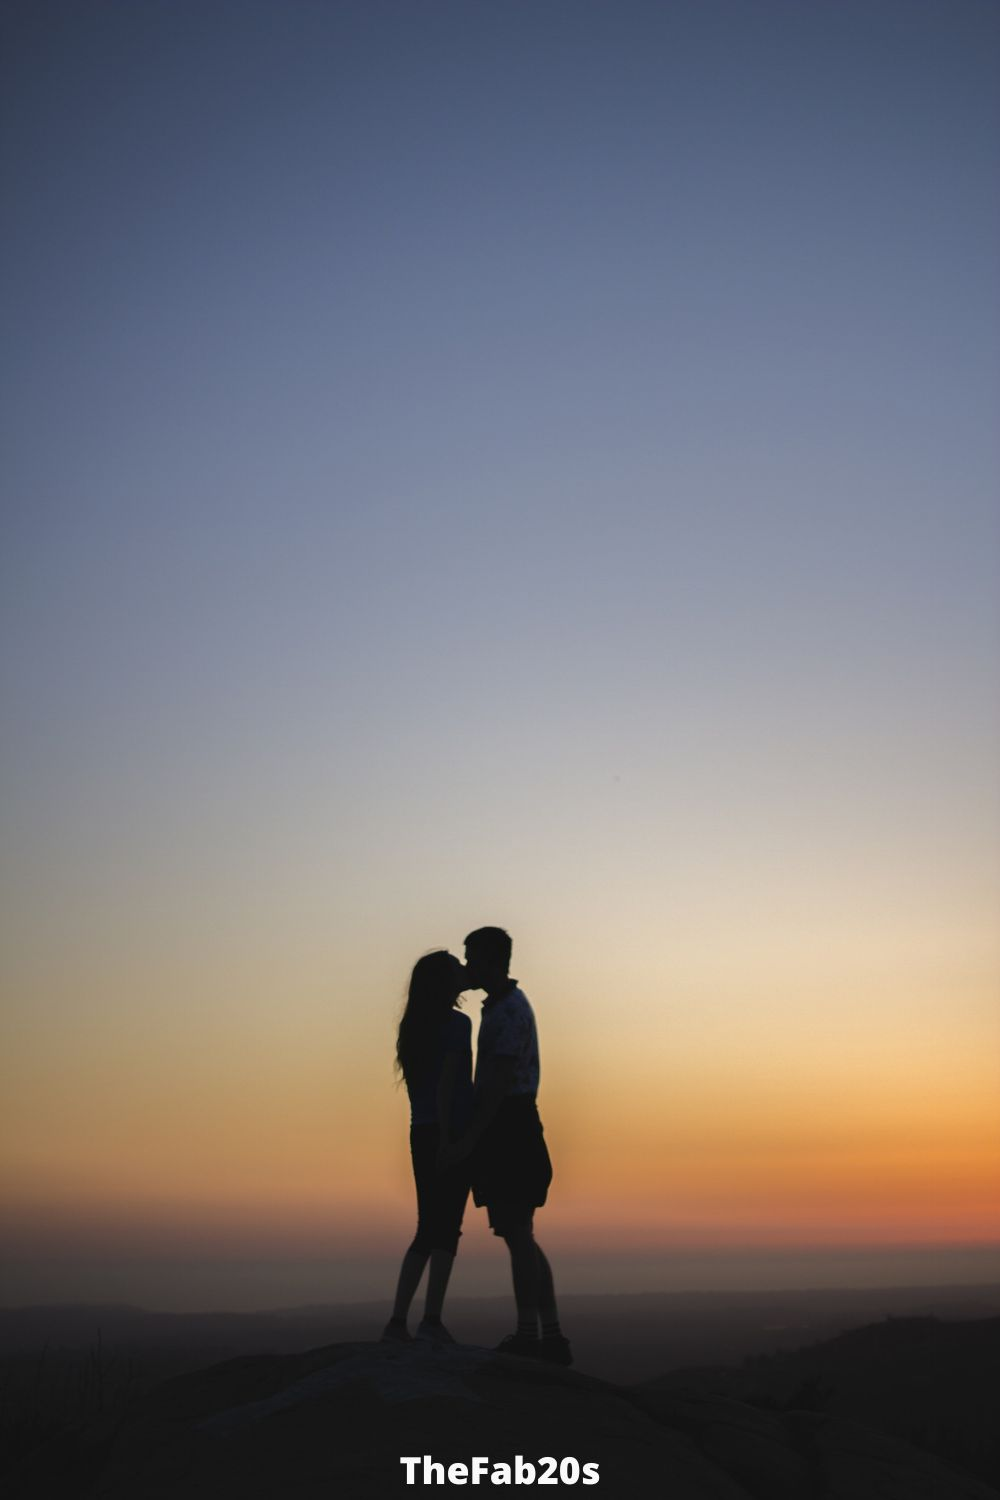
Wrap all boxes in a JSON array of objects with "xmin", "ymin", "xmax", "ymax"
[
  {"xmin": 435, "ymin": 1052, "xmax": 460, "ymax": 1136},
  {"xmin": 439, "ymin": 1053, "xmax": 516, "ymax": 1166}
]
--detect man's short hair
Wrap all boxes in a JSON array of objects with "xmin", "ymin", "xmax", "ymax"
[{"xmin": 464, "ymin": 926, "xmax": 512, "ymax": 971}]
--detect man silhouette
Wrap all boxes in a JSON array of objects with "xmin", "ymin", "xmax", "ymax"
[{"xmin": 449, "ymin": 926, "xmax": 572, "ymax": 1364}]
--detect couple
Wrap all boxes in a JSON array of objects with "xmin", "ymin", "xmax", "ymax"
[{"xmin": 383, "ymin": 926, "xmax": 571, "ymax": 1365}]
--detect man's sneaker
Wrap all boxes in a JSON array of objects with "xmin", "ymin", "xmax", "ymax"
[
  {"xmin": 537, "ymin": 1332, "xmax": 573, "ymax": 1366},
  {"xmin": 416, "ymin": 1319, "xmax": 456, "ymax": 1345},
  {"xmin": 380, "ymin": 1318, "xmax": 412, "ymax": 1342},
  {"xmin": 495, "ymin": 1331, "xmax": 542, "ymax": 1358}
]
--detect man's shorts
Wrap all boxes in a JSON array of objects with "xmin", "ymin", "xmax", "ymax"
[
  {"xmin": 485, "ymin": 1199, "xmax": 537, "ymax": 1237},
  {"xmin": 472, "ymin": 1095, "xmax": 553, "ymax": 1228}
]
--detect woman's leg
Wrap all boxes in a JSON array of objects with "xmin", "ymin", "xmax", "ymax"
[
  {"xmin": 388, "ymin": 1125, "xmax": 437, "ymax": 1328},
  {"xmin": 423, "ymin": 1248, "xmax": 455, "ymax": 1320},
  {"xmin": 420, "ymin": 1158, "xmax": 469, "ymax": 1325},
  {"xmin": 391, "ymin": 1247, "xmax": 428, "ymax": 1321}
]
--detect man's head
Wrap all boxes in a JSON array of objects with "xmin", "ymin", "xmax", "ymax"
[{"xmin": 463, "ymin": 926, "xmax": 512, "ymax": 992}]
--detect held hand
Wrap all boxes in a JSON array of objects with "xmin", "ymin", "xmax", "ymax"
[{"xmin": 437, "ymin": 1136, "xmax": 472, "ymax": 1172}]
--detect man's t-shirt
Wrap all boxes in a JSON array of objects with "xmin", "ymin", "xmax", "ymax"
[
  {"xmin": 474, "ymin": 984, "xmax": 540, "ymax": 1098},
  {"xmin": 408, "ymin": 1009, "xmax": 474, "ymax": 1129}
]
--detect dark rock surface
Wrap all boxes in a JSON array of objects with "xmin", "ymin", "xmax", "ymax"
[
  {"xmin": 59, "ymin": 1339, "xmax": 999, "ymax": 1499},
  {"xmin": 645, "ymin": 1315, "xmax": 1000, "ymax": 1492}
]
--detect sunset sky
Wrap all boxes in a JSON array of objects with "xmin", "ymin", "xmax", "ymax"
[{"xmin": 2, "ymin": 0, "xmax": 998, "ymax": 1310}]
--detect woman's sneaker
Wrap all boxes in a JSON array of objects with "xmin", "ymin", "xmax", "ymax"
[
  {"xmin": 495, "ymin": 1331, "xmax": 542, "ymax": 1358},
  {"xmin": 537, "ymin": 1332, "xmax": 573, "ymax": 1366},
  {"xmin": 380, "ymin": 1317, "xmax": 412, "ymax": 1342}
]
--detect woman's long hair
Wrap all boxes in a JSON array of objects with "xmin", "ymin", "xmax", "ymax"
[{"xmin": 396, "ymin": 950, "xmax": 460, "ymax": 1089}]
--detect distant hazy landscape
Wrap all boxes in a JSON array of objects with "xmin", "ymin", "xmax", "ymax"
[
  {"xmin": 5, "ymin": 1241, "xmax": 999, "ymax": 1311},
  {"xmin": 3, "ymin": 1282, "xmax": 998, "ymax": 1383}
]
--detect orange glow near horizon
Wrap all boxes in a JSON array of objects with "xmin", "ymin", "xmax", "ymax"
[{"xmin": 4, "ymin": 957, "xmax": 997, "ymax": 1273}]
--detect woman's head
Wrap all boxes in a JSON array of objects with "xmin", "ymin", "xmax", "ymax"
[
  {"xmin": 409, "ymin": 949, "xmax": 465, "ymax": 1004},
  {"xmin": 395, "ymin": 950, "xmax": 465, "ymax": 1086}
]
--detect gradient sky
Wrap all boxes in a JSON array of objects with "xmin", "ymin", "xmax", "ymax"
[{"xmin": 2, "ymin": 0, "xmax": 998, "ymax": 1309}]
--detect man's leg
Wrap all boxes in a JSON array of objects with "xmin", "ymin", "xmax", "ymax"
[
  {"xmin": 500, "ymin": 1223, "xmax": 557, "ymax": 1333},
  {"xmin": 503, "ymin": 1224, "xmax": 540, "ymax": 1337},
  {"xmin": 493, "ymin": 1217, "xmax": 571, "ymax": 1363},
  {"xmin": 534, "ymin": 1240, "xmax": 572, "ymax": 1365},
  {"xmin": 535, "ymin": 1242, "xmax": 558, "ymax": 1330}
]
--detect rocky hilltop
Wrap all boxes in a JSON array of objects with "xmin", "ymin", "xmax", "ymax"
[
  {"xmin": 34, "ymin": 1338, "xmax": 991, "ymax": 1499},
  {"xmin": 647, "ymin": 1315, "xmax": 1000, "ymax": 1490}
]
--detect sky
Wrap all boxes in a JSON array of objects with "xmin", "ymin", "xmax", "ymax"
[{"xmin": 1, "ymin": 0, "xmax": 998, "ymax": 1310}]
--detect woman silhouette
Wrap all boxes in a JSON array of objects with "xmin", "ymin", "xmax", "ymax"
[{"xmin": 383, "ymin": 950, "xmax": 472, "ymax": 1343}]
